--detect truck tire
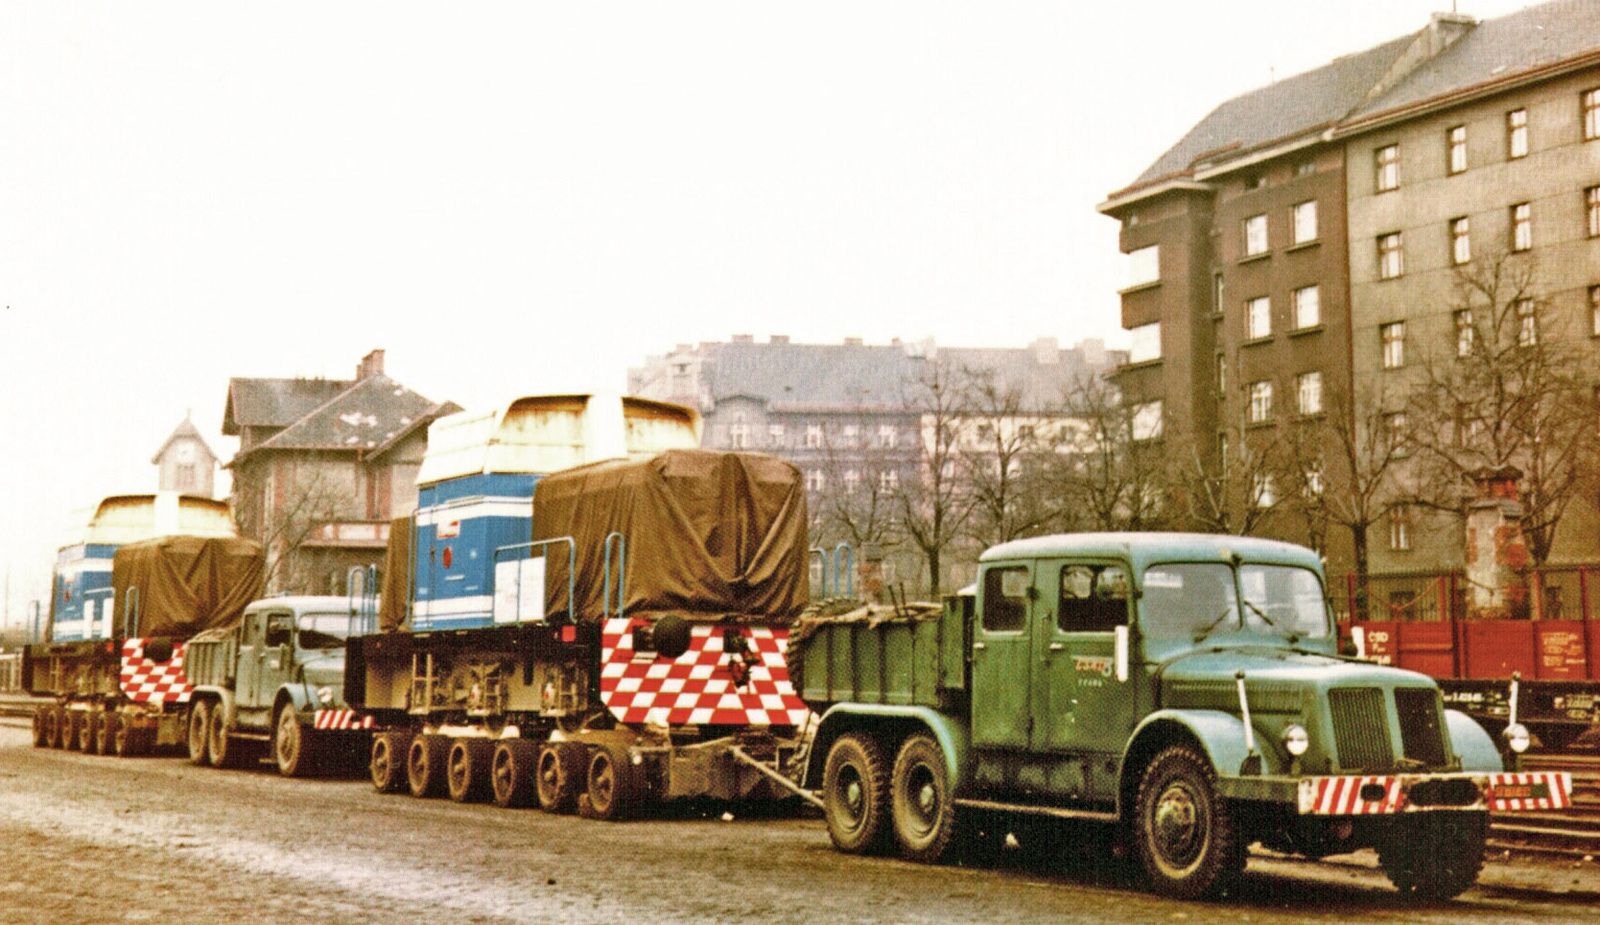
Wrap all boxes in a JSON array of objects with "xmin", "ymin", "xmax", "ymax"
[
  {"xmin": 492, "ymin": 739, "xmax": 540, "ymax": 809},
  {"xmin": 274, "ymin": 704, "xmax": 319, "ymax": 777},
  {"xmin": 370, "ymin": 731, "xmax": 415, "ymax": 794},
  {"xmin": 891, "ymin": 734, "xmax": 957, "ymax": 863},
  {"xmin": 447, "ymin": 739, "xmax": 494, "ymax": 803},
  {"xmin": 1134, "ymin": 744, "xmax": 1245, "ymax": 900},
  {"xmin": 534, "ymin": 741, "xmax": 582, "ymax": 813},
  {"xmin": 823, "ymin": 733, "xmax": 892, "ymax": 854},
  {"xmin": 1377, "ymin": 811, "xmax": 1487, "ymax": 900},
  {"xmin": 187, "ymin": 701, "xmax": 212, "ymax": 765},
  {"xmin": 407, "ymin": 735, "xmax": 450, "ymax": 798},
  {"xmin": 208, "ymin": 705, "xmax": 247, "ymax": 769},
  {"xmin": 582, "ymin": 743, "xmax": 642, "ymax": 820}
]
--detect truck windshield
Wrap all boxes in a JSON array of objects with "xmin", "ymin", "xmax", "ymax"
[
  {"xmin": 1240, "ymin": 565, "xmax": 1331, "ymax": 639},
  {"xmin": 1139, "ymin": 563, "xmax": 1238, "ymax": 641},
  {"xmin": 296, "ymin": 613, "xmax": 351, "ymax": 649}
]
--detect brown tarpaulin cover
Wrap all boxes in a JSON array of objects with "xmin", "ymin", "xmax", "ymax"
[
  {"xmin": 531, "ymin": 449, "xmax": 808, "ymax": 624},
  {"xmin": 111, "ymin": 535, "xmax": 265, "ymax": 640},
  {"xmin": 379, "ymin": 515, "xmax": 412, "ymax": 632}
]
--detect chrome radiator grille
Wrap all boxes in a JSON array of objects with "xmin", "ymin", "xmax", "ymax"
[{"xmin": 1328, "ymin": 686, "xmax": 1393, "ymax": 771}]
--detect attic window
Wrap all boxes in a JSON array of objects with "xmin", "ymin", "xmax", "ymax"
[
  {"xmin": 1245, "ymin": 174, "xmax": 1265, "ymax": 190},
  {"xmin": 1293, "ymin": 161, "xmax": 1314, "ymax": 178}
]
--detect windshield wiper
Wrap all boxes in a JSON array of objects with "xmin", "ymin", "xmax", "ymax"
[
  {"xmin": 1242, "ymin": 599, "xmax": 1301, "ymax": 644},
  {"xmin": 1193, "ymin": 605, "xmax": 1237, "ymax": 643}
]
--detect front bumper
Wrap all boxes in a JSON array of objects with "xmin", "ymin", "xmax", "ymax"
[
  {"xmin": 1297, "ymin": 772, "xmax": 1572, "ymax": 814},
  {"xmin": 312, "ymin": 709, "xmax": 374, "ymax": 731}
]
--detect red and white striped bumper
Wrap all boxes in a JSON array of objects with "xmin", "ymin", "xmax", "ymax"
[
  {"xmin": 1297, "ymin": 771, "xmax": 1572, "ymax": 815},
  {"xmin": 312, "ymin": 709, "xmax": 374, "ymax": 731}
]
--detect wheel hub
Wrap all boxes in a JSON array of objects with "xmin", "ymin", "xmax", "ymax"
[{"xmin": 1154, "ymin": 785, "xmax": 1201, "ymax": 861}]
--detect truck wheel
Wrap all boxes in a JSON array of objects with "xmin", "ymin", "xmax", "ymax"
[
  {"xmin": 208, "ymin": 705, "xmax": 246, "ymax": 769},
  {"xmin": 534, "ymin": 742, "xmax": 582, "ymax": 813},
  {"xmin": 492, "ymin": 739, "xmax": 540, "ymax": 809},
  {"xmin": 1377, "ymin": 811, "xmax": 1487, "ymax": 900},
  {"xmin": 105, "ymin": 715, "xmax": 129, "ymax": 757},
  {"xmin": 1135, "ymin": 745, "xmax": 1244, "ymax": 900},
  {"xmin": 187, "ymin": 701, "xmax": 213, "ymax": 765},
  {"xmin": 582, "ymin": 743, "xmax": 642, "ymax": 820},
  {"xmin": 447, "ymin": 739, "xmax": 494, "ymax": 803},
  {"xmin": 823, "ymin": 733, "xmax": 892, "ymax": 854},
  {"xmin": 370, "ymin": 731, "xmax": 415, "ymax": 794},
  {"xmin": 407, "ymin": 735, "xmax": 450, "ymax": 798},
  {"xmin": 274, "ymin": 704, "xmax": 319, "ymax": 777},
  {"xmin": 891, "ymin": 734, "xmax": 957, "ymax": 863}
]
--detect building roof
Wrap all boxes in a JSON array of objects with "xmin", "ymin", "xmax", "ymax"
[
  {"xmin": 223, "ymin": 377, "xmax": 353, "ymax": 434},
  {"xmin": 244, "ymin": 374, "xmax": 456, "ymax": 458},
  {"xmin": 150, "ymin": 413, "xmax": 218, "ymax": 465}
]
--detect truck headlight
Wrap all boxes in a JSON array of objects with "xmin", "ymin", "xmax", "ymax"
[
  {"xmin": 1282, "ymin": 724, "xmax": 1310, "ymax": 757},
  {"xmin": 317, "ymin": 686, "xmax": 335, "ymax": 706},
  {"xmin": 1502, "ymin": 723, "xmax": 1531, "ymax": 754}
]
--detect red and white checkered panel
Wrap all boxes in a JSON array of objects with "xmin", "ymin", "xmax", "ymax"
[
  {"xmin": 313, "ymin": 709, "xmax": 374, "ymax": 731},
  {"xmin": 599, "ymin": 618, "xmax": 812, "ymax": 728},
  {"xmin": 119, "ymin": 639, "xmax": 194, "ymax": 704}
]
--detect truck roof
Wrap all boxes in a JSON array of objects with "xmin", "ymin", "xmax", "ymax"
[{"xmin": 981, "ymin": 532, "xmax": 1324, "ymax": 576}]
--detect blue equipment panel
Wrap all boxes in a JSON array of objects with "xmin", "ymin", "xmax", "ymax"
[
  {"xmin": 51, "ymin": 543, "xmax": 119, "ymax": 642},
  {"xmin": 411, "ymin": 472, "xmax": 541, "ymax": 631}
]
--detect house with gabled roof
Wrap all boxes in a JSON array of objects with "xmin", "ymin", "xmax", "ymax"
[
  {"xmin": 152, "ymin": 412, "xmax": 220, "ymax": 497},
  {"xmin": 223, "ymin": 349, "xmax": 460, "ymax": 594}
]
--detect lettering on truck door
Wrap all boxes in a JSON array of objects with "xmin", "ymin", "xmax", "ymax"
[{"xmin": 971, "ymin": 562, "xmax": 1035, "ymax": 749}]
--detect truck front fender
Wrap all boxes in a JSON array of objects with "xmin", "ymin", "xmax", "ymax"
[
  {"xmin": 1446, "ymin": 708, "xmax": 1504, "ymax": 772},
  {"xmin": 805, "ymin": 704, "xmax": 970, "ymax": 794},
  {"xmin": 1126, "ymin": 709, "xmax": 1260, "ymax": 783},
  {"xmin": 275, "ymin": 685, "xmax": 313, "ymax": 717}
]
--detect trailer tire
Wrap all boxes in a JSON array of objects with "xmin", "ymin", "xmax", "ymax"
[
  {"xmin": 891, "ymin": 734, "xmax": 957, "ymax": 863},
  {"xmin": 47, "ymin": 706, "xmax": 67, "ymax": 748},
  {"xmin": 274, "ymin": 704, "xmax": 319, "ymax": 777},
  {"xmin": 187, "ymin": 701, "xmax": 212, "ymax": 765},
  {"xmin": 582, "ymin": 743, "xmax": 642, "ymax": 821},
  {"xmin": 407, "ymin": 734, "xmax": 450, "ymax": 798},
  {"xmin": 91, "ymin": 712, "xmax": 112, "ymax": 755},
  {"xmin": 1134, "ymin": 745, "xmax": 1244, "ymax": 900},
  {"xmin": 534, "ymin": 742, "xmax": 582, "ymax": 814},
  {"xmin": 823, "ymin": 733, "xmax": 892, "ymax": 854},
  {"xmin": 370, "ymin": 731, "xmax": 415, "ymax": 794},
  {"xmin": 32, "ymin": 708, "xmax": 48, "ymax": 748},
  {"xmin": 208, "ymin": 705, "xmax": 247, "ymax": 769},
  {"xmin": 491, "ymin": 739, "xmax": 540, "ymax": 809},
  {"xmin": 64, "ymin": 710, "xmax": 84, "ymax": 752},
  {"xmin": 106, "ymin": 714, "xmax": 129, "ymax": 757},
  {"xmin": 447, "ymin": 739, "xmax": 494, "ymax": 803},
  {"xmin": 1377, "ymin": 811, "xmax": 1486, "ymax": 901}
]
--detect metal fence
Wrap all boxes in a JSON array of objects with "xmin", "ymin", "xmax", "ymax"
[{"xmin": 1331, "ymin": 564, "xmax": 1600, "ymax": 624}]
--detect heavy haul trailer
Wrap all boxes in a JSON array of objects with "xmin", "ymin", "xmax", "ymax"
[
  {"xmin": 348, "ymin": 445, "xmax": 818, "ymax": 816},
  {"xmin": 788, "ymin": 533, "xmax": 1575, "ymax": 901},
  {"xmin": 26, "ymin": 534, "xmax": 265, "ymax": 756}
]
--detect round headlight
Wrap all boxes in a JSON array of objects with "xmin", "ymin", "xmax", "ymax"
[
  {"xmin": 317, "ymin": 686, "xmax": 335, "ymax": 706},
  {"xmin": 1502, "ymin": 723, "xmax": 1531, "ymax": 754},
  {"xmin": 1282, "ymin": 724, "xmax": 1310, "ymax": 757}
]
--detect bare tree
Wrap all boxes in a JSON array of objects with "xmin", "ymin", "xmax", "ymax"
[
  {"xmin": 895, "ymin": 358, "xmax": 975, "ymax": 597},
  {"xmin": 814, "ymin": 415, "xmax": 907, "ymax": 551},
  {"xmin": 1049, "ymin": 373, "xmax": 1175, "ymax": 532},
  {"xmin": 1406, "ymin": 250, "xmax": 1599, "ymax": 566},
  {"xmin": 957, "ymin": 367, "xmax": 1055, "ymax": 549},
  {"xmin": 235, "ymin": 458, "xmax": 350, "ymax": 594},
  {"xmin": 1174, "ymin": 422, "xmax": 1292, "ymax": 537}
]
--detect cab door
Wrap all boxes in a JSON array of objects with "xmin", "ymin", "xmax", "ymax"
[
  {"xmin": 970, "ymin": 562, "xmax": 1036, "ymax": 749},
  {"xmin": 256, "ymin": 610, "xmax": 296, "ymax": 705},
  {"xmin": 1035, "ymin": 561, "xmax": 1136, "ymax": 765},
  {"xmin": 235, "ymin": 611, "xmax": 265, "ymax": 709}
]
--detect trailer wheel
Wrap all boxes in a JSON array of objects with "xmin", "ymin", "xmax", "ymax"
[
  {"xmin": 535, "ymin": 742, "xmax": 582, "ymax": 814},
  {"xmin": 208, "ymin": 705, "xmax": 247, "ymax": 769},
  {"xmin": 891, "ymin": 734, "xmax": 957, "ymax": 863},
  {"xmin": 370, "ymin": 731, "xmax": 415, "ymax": 794},
  {"xmin": 48, "ymin": 707, "xmax": 68, "ymax": 749},
  {"xmin": 1134, "ymin": 745, "xmax": 1245, "ymax": 899},
  {"xmin": 105, "ymin": 715, "xmax": 129, "ymax": 757},
  {"xmin": 582, "ymin": 743, "xmax": 642, "ymax": 820},
  {"xmin": 823, "ymin": 733, "xmax": 892, "ymax": 854},
  {"xmin": 274, "ymin": 704, "xmax": 319, "ymax": 777},
  {"xmin": 1377, "ymin": 811, "xmax": 1486, "ymax": 901},
  {"xmin": 92, "ymin": 712, "xmax": 115, "ymax": 755},
  {"xmin": 31, "ymin": 708, "xmax": 48, "ymax": 748},
  {"xmin": 407, "ymin": 735, "xmax": 450, "ymax": 798},
  {"xmin": 447, "ymin": 739, "xmax": 494, "ymax": 803},
  {"xmin": 64, "ymin": 711, "xmax": 84, "ymax": 752},
  {"xmin": 187, "ymin": 701, "xmax": 212, "ymax": 765},
  {"xmin": 491, "ymin": 739, "xmax": 540, "ymax": 809}
]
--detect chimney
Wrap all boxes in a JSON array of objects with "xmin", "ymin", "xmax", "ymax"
[
  {"xmin": 358, "ymin": 349, "xmax": 385, "ymax": 380},
  {"xmin": 1030, "ymin": 337, "xmax": 1059, "ymax": 365},
  {"xmin": 732, "ymin": 334, "xmax": 754, "ymax": 344},
  {"xmin": 770, "ymin": 335, "xmax": 790, "ymax": 345},
  {"xmin": 843, "ymin": 337, "xmax": 863, "ymax": 347}
]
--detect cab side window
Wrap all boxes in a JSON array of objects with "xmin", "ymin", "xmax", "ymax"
[
  {"xmin": 981, "ymin": 566, "xmax": 1029, "ymax": 633},
  {"xmin": 263, "ymin": 613, "xmax": 293, "ymax": 648},
  {"xmin": 1058, "ymin": 564, "xmax": 1130, "ymax": 632}
]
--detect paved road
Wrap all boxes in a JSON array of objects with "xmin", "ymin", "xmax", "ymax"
[{"xmin": 0, "ymin": 724, "xmax": 1595, "ymax": 925}]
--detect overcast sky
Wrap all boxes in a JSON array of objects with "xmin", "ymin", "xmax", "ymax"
[{"xmin": 0, "ymin": 1, "xmax": 1535, "ymax": 623}]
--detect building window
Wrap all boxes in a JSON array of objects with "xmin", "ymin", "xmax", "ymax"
[
  {"xmin": 1253, "ymin": 473, "xmax": 1277, "ymax": 509},
  {"xmin": 805, "ymin": 470, "xmax": 826, "ymax": 492},
  {"xmin": 728, "ymin": 423, "xmax": 749, "ymax": 449},
  {"xmin": 1125, "ymin": 244, "xmax": 1159, "ymax": 288},
  {"xmin": 1449, "ymin": 217, "xmax": 1471, "ymax": 265},
  {"xmin": 805, "ymin": 424, "xmax": 823, "ymax": 448},
  {"xmin": 1592, "ymin": 286, "xmax": 1600, "ymax": 336},
  {"xmin": 1381, "ymin": 322, "xmax": 1405, "ymax": 369},
  {"xmin": 1455, "ymin": 309, "xmax": 1475, "ymax": 357},
  {"xmin": 1511, "ymin": 202, "xmax": 1532, "ymax": 252},
  {"xmin": 1588, "ymin": 187, "xmax": 1600, "ymax": 238},
  {"xmin": 1132, "ymin": 400, "xmax": 1164, "ymax": 441},
  {"xmin": 1384, "ymin": 411, "xmax": 1409, "ymax": 457},
  {"xmin": 1292, "ymin": 200, "xmax": 1318, "ymax": 244},
  {"xmin": 1375, "ymin": 144, "xmax": 1400, "ymax": 191},
  {"xmin": 1585, "ymin": 89, "xmax": 1600, "ymax": 141},
  {"xmin": 1212, "ymin": 273, "xmax": 1225, "ymax": 315},
  {"xmin": 876, "ymin": 425, "xmax": 897, "ymax": 449},
  {"xmin": 1296, "ymin": 371, "xmax": 1323, "ymax": 416},
  {"xmin": 843, "ymin": 470, "xmax": 859, "ymax": 494},
  {"xmin": 1507, "ymin": 108, "xmax": 1528, "ymax": 159},
  {"xmin": 1244, "ymin": 214, "xmax": 1268, "ymax": 256},
  {"xmin": 1448, "ymin": 125, "xmax": 1467, "ymax": 174},
  {"xmin": 1293, "ymin": 285, "xmax": 1320, "ymax": 329},
  {"xmin": 1129, "ymin": 321, "xmax": 1162, "ymax": 363},
  {"xmin": 768, "ymin": 424, "xmax": 785, "ymax": 446},
  {"xmin": 879, "ymin": 469, "xmax": 899, "ymax": 492},
  {"xmin": 1294, "ymin": 160, "xmax": 1315, "ymax": 178},
  {"xmin": 1378, "ymin": 232, "xmax": 1403, "ymax": 279},
  {"xmin": 1389, "ymin": 505, "xmax": 1413, "ymax": 551},
  {"xmin": 1248, "ymin": 381, "xmax": 1273, "ymax": 423},
  {"xmin": 1516, "ymin": 299, "xmax": 1537, "ymax": 347},
  {"xmin": 1304, "ymin": 462, "xmax": 1325, "ymax": 498},
  {"xmin": 1246, "ymin": 296, "xmax": 1271, "ymax": 340},
  {"xmin": 1216, "ymin": 354, "xmax": 1227, "ymax": 395},
  {"xmin": 841, "ymin": 425, "xmax": 859, "ymax": 448}
]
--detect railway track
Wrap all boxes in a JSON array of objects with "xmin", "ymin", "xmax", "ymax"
[{"xmin": 1488, "ymin": 751, "xmax": 1600, "ymax": 858}]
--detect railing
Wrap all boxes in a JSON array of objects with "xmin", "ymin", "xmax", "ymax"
[{"xmin": 492, "ymin": 537, "xmax": 577, "ymax": 624}]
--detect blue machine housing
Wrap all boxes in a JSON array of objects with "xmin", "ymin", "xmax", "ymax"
[
  {"xmin": 411, "ymin": 472, "xmax": 542, "ymax": 631},
  {"xmin": 50, "ymin": 543, "xmax": 119, "ymax": 642}
]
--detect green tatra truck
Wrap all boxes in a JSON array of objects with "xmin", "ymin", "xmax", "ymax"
[{"xmin": 790, "ymin": 533, "xmax": 1573, "ymax": 900}]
